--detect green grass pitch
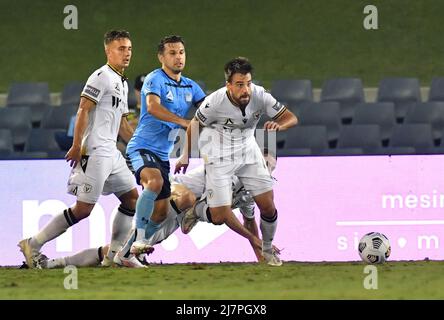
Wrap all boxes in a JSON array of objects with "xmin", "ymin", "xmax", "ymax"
[{"xmin": 1, "ymin": 261, "xmax": 444, "ymax": 299}]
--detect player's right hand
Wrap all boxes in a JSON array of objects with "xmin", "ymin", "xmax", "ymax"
[
  {"xmin": 174, "ymin": 155, "xmax": 189, "ymax": 174},
  {"xmin": 65, "ymin": 145, "xmax": 81, "ymax": 168}
]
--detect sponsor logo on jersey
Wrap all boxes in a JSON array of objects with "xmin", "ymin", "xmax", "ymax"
[
  {"xmin": 272, "ymin": 102, "xmax": 282, "ymax": 112},
  {"xmin": 84, "ymin": 85, "xmax": 101, "ymax": 98},
  {"xmin": 207, "ymin": 189, "xmax": 213, "ymax": 199},
  {"xmin": 166, "ymin": 90, "xmax": 174, "ymax": 102},
  {"xmin": 204, "ymin": 103, "xmax": 210, "ymax": 108},
  {"xmin": 254, "ymin": 111, "xmax": 261, "ymax": 119},
  {"xmin": 196, "ymin": 110, "xmax": 207, "ymax": 123}
]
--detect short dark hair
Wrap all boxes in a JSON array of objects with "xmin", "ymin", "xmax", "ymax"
[
  {"xmin": 224, "ymin": 57, "xmax": 253, "ymax": 83},
  {"xmin": 157, "ymin": 35, "xmax": 185, "ymax": 54},
  {"xmin": 104, "ymin": 30, "xmax": 131, "ymax": 46}
]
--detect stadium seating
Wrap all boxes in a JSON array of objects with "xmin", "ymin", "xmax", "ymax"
[
  {"xmin": 6, "ymin": 82, "xmax": 52, "ymax": 127},
  {"xmin": 24, "ymin": 128, "xmax": 65, "ymax": 158},
  {"xmin": 284, "ymin": 125, "xmax": 328, "ymax": 155},
  {"xmin": 41, "ymin": 104, "xmax": 78, "ymax": 130},
  {"xmin": 388, "ymin": 124, "xmax": 434, "ymax": 153},
  {"xmin": 4, "ymin": 76, "xmax": 444, "ymax": 159},
  {"xmin": 320, "ymin": 77, "xmax": 365, "ymax": 123},
  {"xmin": 336, "ymin": 124, "xmax": 382, "ymax": 154},
  {"xmin": 404, "ymin": 102, "xmax": 444, "ymax": 141},
  {"xmin": 0, "ymin": 129, "xmax": 13, "ymax": 155},
  {"xmin": 377, "ymin": 77, "xmax": 421, "ymax": 122},
  {"xmin": 60, "ymin": 81, "xmax": 84, "ymax": 106},
  {"xmin": 428, "ymin": 77, "xmax": 444, "ymax": 102},
  {"xmin": 352, "ymin": 102, "xmax": 396, "ymax": 143},
  {"xmin": 298, "ymin": 102, "xmax": 341, "ymax": 146},
  {"xmin": 271, "ymin": 79, "xmax": 313, "ymax": 114},
  {"xmin": 0, "ymin": 106, "xmax": 32, "ymax": 150}
]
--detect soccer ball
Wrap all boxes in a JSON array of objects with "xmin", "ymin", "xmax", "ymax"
[{"xmin": 358, "ymin": 232, "xmax": 391, "ymax": 264}]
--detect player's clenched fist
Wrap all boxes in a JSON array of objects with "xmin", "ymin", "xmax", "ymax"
[{"xmin": 263, "ymin": 121, "xmax": 281, "ymax": 131}]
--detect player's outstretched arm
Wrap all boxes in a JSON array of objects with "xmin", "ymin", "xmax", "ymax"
[
  {"xmin": 65, "ymin": 97, "xmax": 96, "ymax": 167},
  {"xmin": 243, "ymin": 217, "xmax": 264, "ymax": 262},
  {"xmin": 263, "ymin": 109, "xmax": 298, "ymax": 132},
  {"xmin": 212, "ymin": 207, "xmax": 262, "ymax": 252},
  {"xmin": 175, "ymin": 117, "xmax": 200, "ymax": 174},
  {"xmin": 147, "ymin": 94, "xmax": 189, "ymax": 128}
]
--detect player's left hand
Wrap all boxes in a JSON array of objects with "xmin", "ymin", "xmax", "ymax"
[{"xmin": 263, "ymin": 121, "xmax": 281, "ymax": 131}]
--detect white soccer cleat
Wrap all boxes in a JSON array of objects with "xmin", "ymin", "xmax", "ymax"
[
  {"xmin": 180, "ymin": 204, "xmax": 199, "ymax": 234},
  {"xmin": 263, "ymin": 248, "xmax": 283, "ymax": 267},
  {"xmin": 18, "ymin": 238, "xmax": 43, "ymax": 269},
  {"xmin": 130, "ymin": 239, "xmax": 154, "ymax": 256},
  {"xmin": 113, "ymin": 252, "xmax": 148, "ymax": 269}
]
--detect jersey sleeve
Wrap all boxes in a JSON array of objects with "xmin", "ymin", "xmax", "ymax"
[
  {"xmin": 191, "ymin": 81, "xmax": 206, "ymax": 107},
  {"xmin": 195, "ymin": 96, "xmax": 216, "ymax": 126},
  {"xmin": 262, "ymin": 88, "xmax": 287, "ymax": 120},
  {"xmin": 141, "ymin": 73, "xmax": 162, "ymax": 97},
  {"xmin": 81, "ymin": 71, "xmax": 108, "ymax": 104}
]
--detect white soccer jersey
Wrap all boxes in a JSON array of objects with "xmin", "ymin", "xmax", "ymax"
[
  {"xmin": 80, "ymin": 64, "xmax": 129, "ymax": 157},
  {"xmin": 195, "ymin": 84, "xmax": 286, "ymax": 163}
]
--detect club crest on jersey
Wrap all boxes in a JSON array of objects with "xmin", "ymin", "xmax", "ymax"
[
  {"xmin": 185, "ymin": 92, "xmax": 192, "ymax": 102},
  {"xmin": 83, "ymin": 184, "xmax": 92, "ymax": 193},
  {"xmin": 166, "ymin": 90, "xmax": 174, "ymax": 102}
]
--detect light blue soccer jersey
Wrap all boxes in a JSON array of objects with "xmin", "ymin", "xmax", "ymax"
[{"xmin": 127, "ymin": 69, "xmax": 205, "ymax": 161}]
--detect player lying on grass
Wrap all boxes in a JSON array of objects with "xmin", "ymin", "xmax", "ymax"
[{"xmin": 35, "ymin": 152, "xmax": 279, "ymax": 268}]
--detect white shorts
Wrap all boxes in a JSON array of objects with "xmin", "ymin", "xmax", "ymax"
[
  {"xmin": 67, "ymin": 150, "xmax": 137, "ymax": 204},
  {"xmin": 204, "ymin": 148, "xmax": 274, "ymax": 207}
]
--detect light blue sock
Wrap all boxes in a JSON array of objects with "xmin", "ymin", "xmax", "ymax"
[
  {"xmin": 135, "ymin": 189, "xmax": 158, "ymax": 230},
  {"xmin": 145, "ymin": 218, "xmax": 161, "ymax": 239}
]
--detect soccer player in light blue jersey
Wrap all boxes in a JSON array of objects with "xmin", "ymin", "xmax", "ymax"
[{"xmin": 115, "ymin": 35, "xmax": 205, "ymax": 266}]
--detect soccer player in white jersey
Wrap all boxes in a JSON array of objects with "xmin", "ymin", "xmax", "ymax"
[
  {"xmin": 18, "ymin": 30, "xmax": 139, "ymax": 268},
  {"xmin": 41, "ymin": 156, "xmax": 277, "ymax": 269},
  {"xmin": 176, "ymin": 57, "xmax": 298, "ymax": 266}
]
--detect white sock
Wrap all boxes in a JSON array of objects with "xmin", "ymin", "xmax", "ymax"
[
  {"xmin": 106, "ymin": 206, "xmax": 134, "ymax": 261},
  {"xmin": 31, "ymin": 209, "xmax": 78, "ymax": 251},
  {"xmin": 65, "ymin": 247, "xmax": 102, "ymax": 267},
  {"xmin": 46, "ymin": 257, "xmax": 66, "ymax": 269},
  {"xmin": 260, "ymin": 211, "xmax": 278, "ymax": 252}
]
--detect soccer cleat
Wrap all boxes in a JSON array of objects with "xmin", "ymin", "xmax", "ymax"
[
  {"xmin": 180, "ymin": 204, "xmax": 199, "ymax": 234},
  {"xmin": 130, "ymin": 239, "xmax": 154, "ymax": 256},
  {"xmin": 113, "ymin": 252, "xmax": 148, "ymax": 268},
  {"xmin": 263, "ymin": 248, "xmax": 283, "ymax": 267},
  {"xmin": 101, "ymin": 255, "xmax": 115, "ymax": 267},
  {"xmin": 18, "ymin": 238, "xmax": 42, "ymax": 269}
]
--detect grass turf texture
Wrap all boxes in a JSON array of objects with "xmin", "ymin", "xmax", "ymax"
[
  {"xmin": 1, "ymin": 261, "xmax": 443, "ymax": 299},
  {"xmin": 2, "ymin": 0, "xmax": 444, "ymax": 93}
]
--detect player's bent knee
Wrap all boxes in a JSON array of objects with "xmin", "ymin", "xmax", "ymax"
[
  {"xmin": 143, "ymin": 177, "xmax": 164, "ymax": 194},
  {"xmin": 257, "ymin": 203, "xmax": 276, "ymax": 216},
  {"xmin": 179, "ymin": 190, "xmax": 197, "ymax": 210}
]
